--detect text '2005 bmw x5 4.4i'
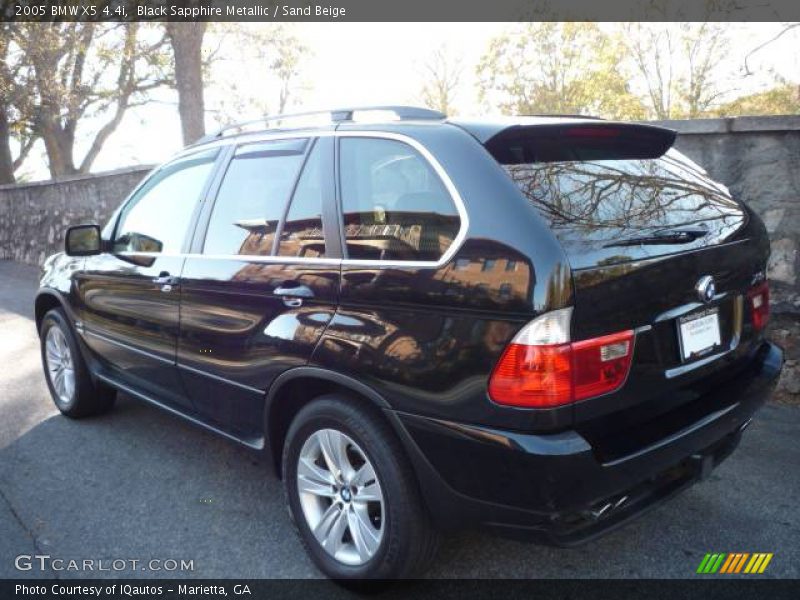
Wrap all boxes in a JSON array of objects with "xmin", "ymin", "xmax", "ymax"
[{"xmin": 36, "ymin": 106, "xmax": 783, "ymax": 580}]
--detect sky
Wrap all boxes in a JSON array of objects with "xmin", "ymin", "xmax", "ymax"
[{"xmin": 17, "ymin": 22, "xmax": 800, "ymax": 180}]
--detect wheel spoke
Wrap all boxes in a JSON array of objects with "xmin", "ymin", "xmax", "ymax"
[
  {"xmin": 353, "ymin": 481, "xmax": 381, "ymax": 503},
  {"xmin": 330, "ymin": 431, "xmax": 355, "ymax": 481},
  {"xmin": 55, "ymin": 331, "xmax": 67, "ymax": 357},
  {"xmin": 316, "ymin": 431, "xmax": 340, "ymax": 479},
  {"xmin": 347, "ymin": 504, "xmax": 380, "ymax": 561},
  {"xmin": 326, "ymin": 509, "xmax": 349, "ymax": 555},
  {"xmin": 297, "ymin": 458, "xmax": 337, "ymax": 498},
  {"xmin": 62, "ymin": 369, "xmax": 75, "ymax": 398},
  {"xmin": 313, "ymin": 502, "xmax": 347, "ymax": 553},
  {"xmin": 53, "ymin": 368, "xmax": 63, "ymax": 394},
  {"xmin": 318, "ymin": 430, "xmax": 354, "ymax": 482},
  {"xmin": 46, "ymin": 344, "xmax": 61, "ymax": 367},
  {"xmin": 352, "ymin": 461, "xmax": 375, "ymax": 486}
]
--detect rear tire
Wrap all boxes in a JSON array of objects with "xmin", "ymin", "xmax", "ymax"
[
  {"xmin": 39, "ymin": 308, "xmax": 116, "ymax": 418},
  {"xmin": 282, "ymin": 395, "xmax": 438, "ymax": 580}
]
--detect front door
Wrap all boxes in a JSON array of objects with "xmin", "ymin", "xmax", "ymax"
[{"xmin": 76, "ymin": 148, "xmax": 220, "ymax": 408}]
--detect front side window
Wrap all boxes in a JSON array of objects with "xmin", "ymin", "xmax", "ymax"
[
  {"xmin": 203, "ymin": 139, "xmax": 308, "ymax": 256},
  {"xmin": 113, "ymin": 149, "xmax": 217, "ymax": 254},
  {"xmin": 339, "ymin": 137, "xmax": 461, "ymax": 262}
]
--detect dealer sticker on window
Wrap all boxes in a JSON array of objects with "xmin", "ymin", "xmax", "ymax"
[{"xmin": 679, "ymin": 309, "xmax": 722, "ymax": 361}]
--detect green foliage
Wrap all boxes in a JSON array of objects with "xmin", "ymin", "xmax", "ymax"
[
  {"xmin": 477, "ymin": 23, "xmax": 647, "ymax": 119},
  {"xmin": 712, "ymin": 84, "xmax": 800, "ymax": 117}
]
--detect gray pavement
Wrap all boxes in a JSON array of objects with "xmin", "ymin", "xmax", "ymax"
[{"xmin": 0, "ymin": 260, "xmax": 798, "ymax": 579}]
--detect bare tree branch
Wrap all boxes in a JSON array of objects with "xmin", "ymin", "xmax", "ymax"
[{"xmin": 744, "ymin": 23, "xmax": 800, "ymax": 76}]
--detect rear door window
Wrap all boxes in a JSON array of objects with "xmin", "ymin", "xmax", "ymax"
[
  {"xmin": 339, "ymin": 137, "xmax": 461, "ymax": 262},
  {"xmin": 203, "ymin": 139, "xmax": 308, "ymax": 256},
  {"xmin": 277, "ymin": 140, "xmax": 327, "ymax": 258}
]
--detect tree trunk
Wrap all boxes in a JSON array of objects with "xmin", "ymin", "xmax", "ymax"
[
  {"xmin": 0, "ymin": 109, "xmax": 15, "ymax": 185},
  {"xmin": 39, "ymin": 111, "xmax": 78, "ymax": 178},
  {"xmin": 167, "ymin": 22, "xmax": 207, "ymax": 145}
]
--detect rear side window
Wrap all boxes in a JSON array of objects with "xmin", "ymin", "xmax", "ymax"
[
  {"xmin": 203, "ymin": 139, "xmax": 307, "ymax": 256},
  {"xmin": 113, "ymin": 149, "xmax": 217, "ymax": 254},
  {"xmin": 339, "ymin": 137, "xmax": 460, "ymax": 262}
]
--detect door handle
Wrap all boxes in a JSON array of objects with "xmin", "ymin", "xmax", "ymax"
[
  {"xmin": 274, "ymin": 283, "xmax": 314, "ymax": 307},
  {"xmin": 153, "ymin": 272, "xmax": 179, "ymax": 292}
]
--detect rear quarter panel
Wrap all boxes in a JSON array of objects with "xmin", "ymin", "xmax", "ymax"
[{"xmin": 314, "ymin": 124, "xmax": 575, "ymax": 431}]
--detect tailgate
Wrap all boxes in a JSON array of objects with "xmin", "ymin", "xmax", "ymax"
[
  {"xmin": 483, "ymin": 119, "xmax": 771, "ymax": 446},
  {"xmin": 569, "ymin": 235, "xmax": 768, "ymax": 433}
]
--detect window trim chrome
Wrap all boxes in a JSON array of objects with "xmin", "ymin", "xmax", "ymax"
[
  {"xmin": 333, "ymin": 131, "xmax": 469, "ymax": 269},
  {"xmin": 113, "ymin": 251, "xmax": 343, "ymax": 266},
  {"xmin": 116, "ymin": 130, "xmax": 469, "ymax": 270}
]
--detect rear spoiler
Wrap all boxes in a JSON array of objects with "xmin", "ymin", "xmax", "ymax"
[{"xmin": 481, "ymin": 122, "xmax": 677, "ymax": 164}]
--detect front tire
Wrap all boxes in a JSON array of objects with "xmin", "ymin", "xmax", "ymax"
[
  {"xmin": 282, "ymin": 395, "xmax": 438, "ymax": 580},
  {"xmin": 39, "ymin": 308, "xmax": 115, "ymax": 418}
]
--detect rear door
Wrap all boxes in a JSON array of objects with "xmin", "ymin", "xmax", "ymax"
[
  {"xmin": 76, "ymin": 148, "xmax": 219, "ymax": 409},
  {"xmin": 177, "ymin": 136, "xmax": 340, "ymax": 440}
]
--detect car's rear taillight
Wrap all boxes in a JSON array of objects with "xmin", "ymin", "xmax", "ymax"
[
  {"xmin": 747, "ymin": 280, "xmax": 770, "ymax": 331},
  {"xmin": 571, "ymin": 331, "xmax": 635, "ymax": 401},
  {"xmin": 488, "ymin": 308, "xmax": 634, "ymax": 408}
]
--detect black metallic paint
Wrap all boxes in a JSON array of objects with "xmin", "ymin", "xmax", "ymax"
[
  {"xmin": 178, "ymin": 258, "xmax": 339, "ymax": 437},
  {"xmin": 75, "ymin": 253, "xmax": 189, "ymax": 408},
  {"xmin": 34, "ymin": 118, "xmax": 783, "ymax": 542}
]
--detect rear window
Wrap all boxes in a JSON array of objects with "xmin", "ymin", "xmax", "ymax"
[{"xmin": 502, "ymin": 150, "xmax": 746, "ymax": 247}]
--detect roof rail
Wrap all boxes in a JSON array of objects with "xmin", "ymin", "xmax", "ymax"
[
  {"xmin": 520, "ymin": 113, "xmax": 606, "ymax": 120},
  {"xmin": 197, "ymin": 105, "xmax": 446, "ymax": 144}
]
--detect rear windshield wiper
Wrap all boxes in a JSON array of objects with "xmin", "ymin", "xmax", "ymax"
[{"xmin": 603, "ymin": 227, "xmax": 709, "ymax": 248}]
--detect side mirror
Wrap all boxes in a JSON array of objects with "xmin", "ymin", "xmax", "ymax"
[{"xmin": 65, "ymin": 224, "xmax": 102, "ymax": 256}]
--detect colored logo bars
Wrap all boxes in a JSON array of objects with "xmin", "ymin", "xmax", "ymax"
[{"xmin": 696, "ymin": 553, "xmax": 773, "ymax": 574}]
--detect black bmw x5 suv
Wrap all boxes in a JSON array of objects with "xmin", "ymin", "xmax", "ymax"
[{"xmin": 36, "ymin": 106, "xmax": 783, "ymax": 579}]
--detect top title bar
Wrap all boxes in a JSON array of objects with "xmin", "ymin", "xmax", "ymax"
[{"xmin": 3, "ymin": 0, "xmax": 800, "ymax": 22}]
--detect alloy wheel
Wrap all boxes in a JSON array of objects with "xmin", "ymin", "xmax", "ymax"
[
  {"xmin": 45, "ymin": 326, "xmax": 75, "ymax": 406},
  {"xmin": 296, "ymin": 428, "xmax": 385, "ymax": 566}
]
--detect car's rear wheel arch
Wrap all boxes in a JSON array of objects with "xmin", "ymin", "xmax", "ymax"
[{"xmin": 264, "ymin": 369, "xmax": 394, "ymax": 479}]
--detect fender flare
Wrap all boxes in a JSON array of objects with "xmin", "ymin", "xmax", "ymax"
[
  {"xmin": 262, "ymin": 366, "xmax": 394, "ymax": 476},
  {"xmin": 34, "ymin": 288, "xmax": 75, "ymax": 332},
  {"xmin": 264, "ymin": 366, "xmax": 391, "ymax": 417},
  {"xmin": 262, "ymin": 365, "xmax": 466, "ymax": 525}
]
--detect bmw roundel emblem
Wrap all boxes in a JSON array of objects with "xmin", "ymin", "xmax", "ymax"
[{"xmin": 695, "ymin": 276, "xmax": 716, "ymax": 303}]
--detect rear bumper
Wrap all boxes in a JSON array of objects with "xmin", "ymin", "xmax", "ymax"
[{"xmin": 390, "ymin": 341, "xmax": 783, "ymax": 545}]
